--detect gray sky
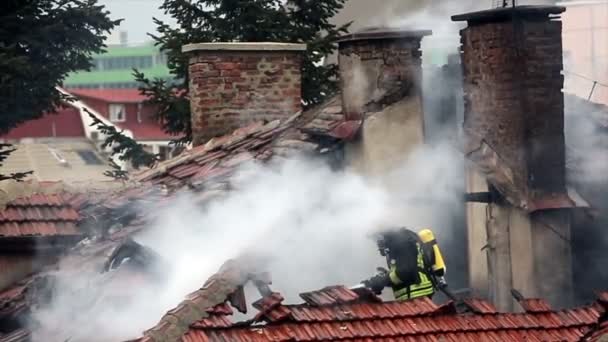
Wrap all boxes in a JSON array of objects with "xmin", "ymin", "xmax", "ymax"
[
  {"xmin": 98, "ymin": 0, "xmax": 174, "ymax": 45},
  {"xmin": 97, "ymin": 0, "xmax": 558, "ymax": 45}
]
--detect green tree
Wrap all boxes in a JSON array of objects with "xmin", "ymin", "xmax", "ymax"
[
  {"xmin": 0, "ymin": 0, "xmax": 119, "ymax": 180},
  {"xmin": 136, "ymin": 0, "xmax": 350, "ymax": 145}
]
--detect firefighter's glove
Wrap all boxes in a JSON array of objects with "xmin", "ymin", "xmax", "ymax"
[{"xmin": 364, "ymin": 272, "xmax": 389, "ymax": 295}]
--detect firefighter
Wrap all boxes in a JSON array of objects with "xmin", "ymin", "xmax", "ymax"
[{"xmin": 363, "ymin": 227, "xmax": 446, "ymax": 301}]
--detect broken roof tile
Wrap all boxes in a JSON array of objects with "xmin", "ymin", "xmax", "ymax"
[
  {"xmin": 299, "ymin": 286, "xmax": 361, "ymax": 307},
  {"xmin": 206, "ymin": 303, "xmax": 233, "ymax": 316},
  {"xmin": 168, "ymin": 164, "xmax": 204, "ymax": 180},
  {"xmin": 219, "ymin": 152, "xmax": 254, "ymax": 169},
  {"xmin": 274, "ymin": 140, "xmax": 318, "ymax": 152},
  {"xmin": 0, "ymin": 329, "xmax": 30, "ymax": 342},
  {"xmin": 192, "ymin": 150, "xmax": 228, "ymax": 165},
  {"xmin": 463, "ymin": 298, "xmax": 497, "ymax": 314},
  {"xmin": 518, "ymin": 298, "xmax": 554, "ymax": 313},
  {"xmin": 252, "ymin": 292, "xmax": 284, "ymax": 312},
  {"xmin": 0, "ymin": 221, "xmax": 78, "ymax": 237},
  {"xmin": 191, "ymin": 314, "xmax": 233, "ymax": 329},
  {"xmin": 183, "ymin": 297, "xmax": 607, "ymax": 342},
  {"xmin": 329, "ymin": 120, "xmax": 362, "ymax": 139}
]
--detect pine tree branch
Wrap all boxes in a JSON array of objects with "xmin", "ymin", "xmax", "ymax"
[
  {"xmin": 0, "ymin": 0, "xmax": 120, "ymax": 134},
  {"xmin": 130, "ymin": 0, "xmax": 351, "ymax": 150},
  {"xmin": 103, "ymin": 159, "xmax": 130, "ymax": 181},
  {"xmin": 0, "ymin": 144, "xmax": 33, "ymax": 182},
  {"xmin": 85, "ymin": 109, "xmax": 159, "ymax": 170}
]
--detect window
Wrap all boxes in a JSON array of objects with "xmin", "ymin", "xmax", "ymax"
[
  {"xmin": 76, "ymin": 150, "xmax": 103, "ymax": 165},
  {"xmin": 109, "ymin": 104, "xmax": 126, "ymax": 122},
  {"xmin": 158, "ymin": 146, "xmax": 171, "ymax": 161}
]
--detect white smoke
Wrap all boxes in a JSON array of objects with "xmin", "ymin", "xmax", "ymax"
[{"xmin": 28, "ymin": 142, "xmax": 463, "ymax": 341}]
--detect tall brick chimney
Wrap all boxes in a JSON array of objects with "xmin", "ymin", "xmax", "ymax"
[
  {"xmin": 182, "ymin": 43, "xmax": 306, "ymax": 146},
  {"xmin": 453, "ymin": 6, "xmax": 572, "ymax": 310},
  {"xmin": 337, "ymin": 28, "xmax": 431, "ymax": 120}
]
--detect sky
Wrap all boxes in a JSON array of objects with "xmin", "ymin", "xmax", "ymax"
[
  {"xmin": 98, "ymin": 0, "xmax": 174, "ymax": 45},
  {"xmin": 97, "ymin": 0, "xmax": 556, "ymax": 46}
]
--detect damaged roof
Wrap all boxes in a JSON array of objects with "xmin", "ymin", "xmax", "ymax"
[
  {"xmin": 0, "ymin": 194, "xmax": 80, "ymax": 238},
  {"xmin": 136, "ymin": 258, "xmax": 608, "ymax": 342},
  {"xmin": 463, "ymin": 92, "xmax": 608, "ymax": 212},
  {"xmin": 0, "ymin": 181, "xmax": 113, "ymax": 244},
  {"xmin": 0, "ymin": 95, "xmax": 359, "ymax": 340},
  {"xmin": 135, "ymin": 95, "xmax": 355, "ymax": 192}
]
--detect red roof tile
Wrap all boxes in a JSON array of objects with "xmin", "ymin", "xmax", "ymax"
[
  {"xmin": 117, "ymin": 120, "xmax": 177, "ymax": 141},
  {"xmin": 462, "ymin": 298, "xmax": 497, "ymax": 314},
  {"xmin": 0, "ymin": 96, "xmax": 357, "ymax": 339},
  {"xmin": 180, "ymin": 286, "xmax": 607, "ymax": 342},
  {"xmin": 149, "ymin": 284, "xmax": 608, "ymax": 342},
  {"xmin": 68, "ymin": 88, "xmax": 149, "ymax": 103},
  {"xmin": 133, "ymin": 96, "xmax": 351, "ymax": 195},
  {"xmin": 0, "ymin": 329, "xmax": 29, "ymax": 342},
  {"xmin": 518, "ymin": 298, "xmax": 554, "ymax": 313},
  {"xmin": 0, "ymin": 192, "xmax": 93, "ymax": 238}
]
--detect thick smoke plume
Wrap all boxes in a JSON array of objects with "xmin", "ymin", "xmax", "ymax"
[{"xmin": 29, "ymin": 141, "xmax": 463, "ymax": 341}]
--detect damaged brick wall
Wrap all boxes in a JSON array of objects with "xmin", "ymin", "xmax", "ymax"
[
  {"xmin": 338, "ymin": 29, "xmax": 430, "ymax": 120},
  {"xmin": 459, "ymin": 11, "xmax": 566, "ymax": 197},
  {"xmin": 339, "ymin": 29, "xmax": 431, "ymax": 183},
  {"xmin": 455, "ymin": 6, "xmax": 572, "ymax": 311},
  {"xmin": 184, "ymin": 43, "xmax": 306, "ymax": 146}
]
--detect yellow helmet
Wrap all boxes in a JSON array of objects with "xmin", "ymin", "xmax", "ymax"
[{"xmin": 418, "ymin": 228, "xmax": 435, "ymax": 244}]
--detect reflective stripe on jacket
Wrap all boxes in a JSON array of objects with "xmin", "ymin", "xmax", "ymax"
[{"xmin": 389, "ymin": 244, "xmax": 435, "ymax": 301}]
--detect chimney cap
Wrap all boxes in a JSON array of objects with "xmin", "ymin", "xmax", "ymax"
[
  {"xmin": 338, "ymin": 27, "xmax": 432, "ymax": 44},
  {"xmin": 182, "ymin": 42, "xmax": 307, "ymax": 53},
  {"xmin": 452, "ymin": 5, "xmax": 565, "ymax": 23}
]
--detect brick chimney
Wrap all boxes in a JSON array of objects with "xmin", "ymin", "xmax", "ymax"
[
  {"xmin": 182, "ymin": 43, "xmax": 306, "ymax": 146},
  {"xmin": 337, "ymin": 28, "xmax": 431, "ymax": 120},
  {"xmin": 453, "ymin": 6, "xmax": 571, "ymax": 311}
]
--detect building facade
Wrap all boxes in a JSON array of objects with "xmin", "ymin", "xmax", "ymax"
[
  {"xmin": 63, "ymin": 44, "xmax": 172, "ymax": 90},
  {"xmin": 560, "ymin": 0, "xmax": 608, "ymax": 105}
]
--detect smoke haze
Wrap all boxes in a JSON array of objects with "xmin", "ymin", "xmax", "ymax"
[{"xmin": 29, "ymin": 142, "xmax": 463, "ymax": 341}]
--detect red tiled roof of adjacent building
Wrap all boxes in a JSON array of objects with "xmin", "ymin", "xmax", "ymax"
[
  {"xmin": 0, "ymin": 105, "xmax": 85, "ymax": 140},
  {"xmin": 0, "ymin": 180, "xmax": 115, "ymax": 241},
  {"xmin": 117, "ymin": 120, "xmax": 177, "ymax": 141},
  {"xmin": 0, "ymin": 193, "xmax": 83, "ymax": 238},
  {"xmin": 68, "ymin": 88, "xmax": 149, "ymax": 103}
]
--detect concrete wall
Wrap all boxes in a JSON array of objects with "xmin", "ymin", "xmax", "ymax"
[
  {"xmin": 346, "ymin": 97, "xmax": 425, "ymax": 184},
  {"xmin": 338, "ymin": 31, "xmax": 427, "ymax": 186},
  {"xmin": 561, "ymin": 1, "xmax": 608, "ymax": 105},
  {"xmin": 465, "ymin": 167, "xmax": 490, "ymax": 299}
]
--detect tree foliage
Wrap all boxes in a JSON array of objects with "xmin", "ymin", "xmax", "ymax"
[
  {"xmin": 86, "ymin": 110, "xmax": 158, "ymax": 170},
  {"xmin": 0, "ymin": 0, "xmax": 119, "ymax": 181},
  {"xmin": 0, "ymin": 0, "xmax": 120, "ymax": 134},
  {"xmin": 0, "ymin": 144, "xmax": 33, "ymax": 182},
  {"xmin": 136, "ymin": 0, "xmax": 350, "ymax": 144}
]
